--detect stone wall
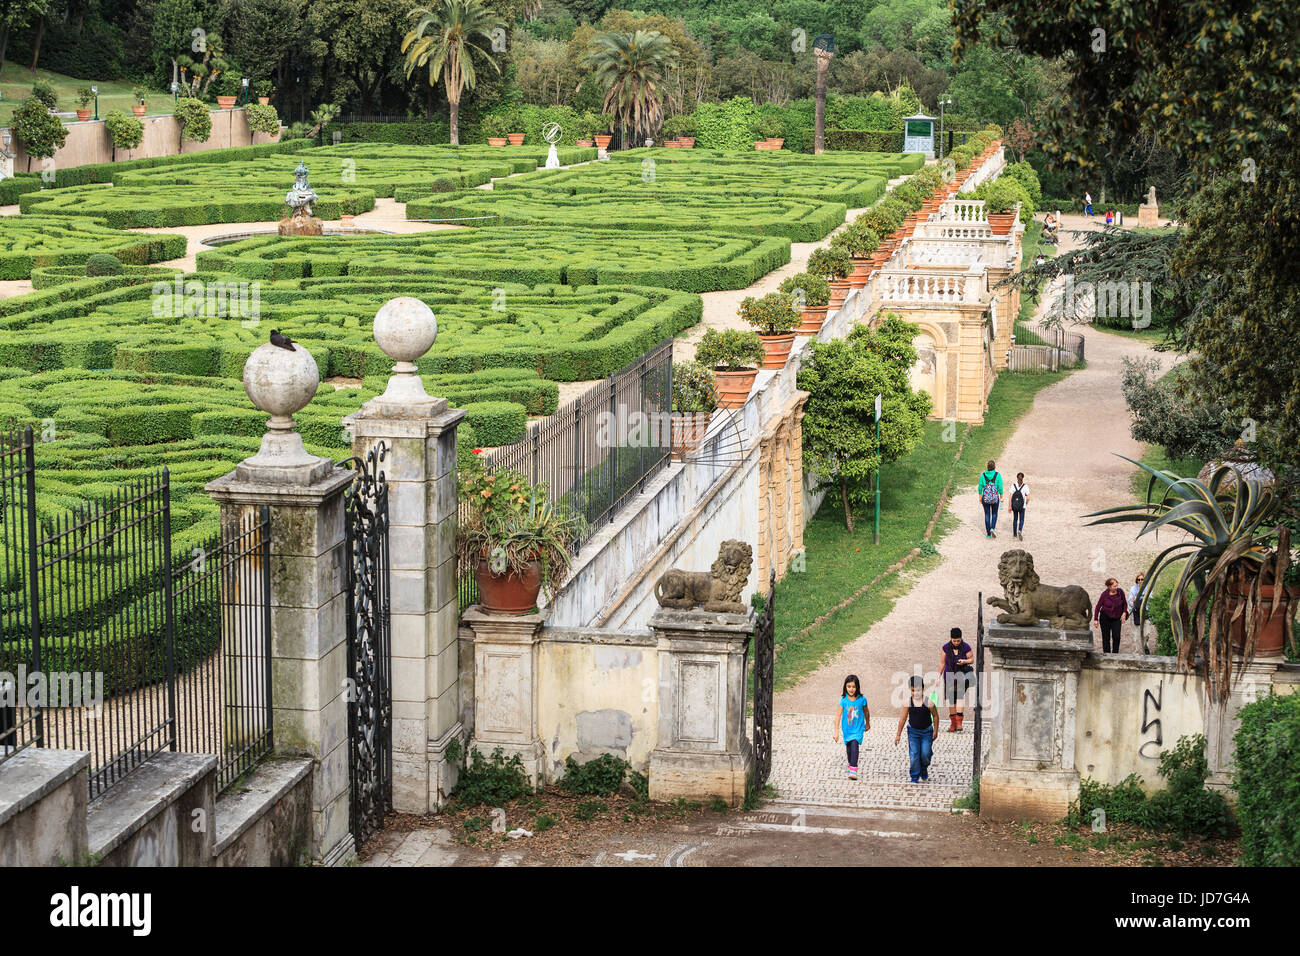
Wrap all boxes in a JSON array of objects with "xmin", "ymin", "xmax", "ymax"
[{"xmin": 5, "ymin": 107, "xmax": 281, "ymax": 173}]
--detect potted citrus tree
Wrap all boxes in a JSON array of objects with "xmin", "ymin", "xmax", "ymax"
[
  {"xmin": 740, "ymin": 291, "xmax": 802, "ymax": 369},
  {"xmin": 696, "ymin": 328, "xmax": 765, "ymax": 408},
  {"xmin": 503, "ymin": 109, "xmax": 525, "ymax": 145},
  {"xmin": 255, "ymin": 80, "xmax": 274, "ymax": 105},
  {"xmin": 456, "ymin": 461, "xmax": 583, "ymax": 614},
  {"xmin": 780, "ymin": 272, "xmax": 832, "ymax": 335},
  {"xmin": 671, "ymin": 361, "xmax": 718, "ymax": 458},
  {"xmin": 75, "ymin": 88, "xmax": 93, "ymax": 122},
  {"xmin": 983, "ymin": 180, "xmax": 1019, "ymax": 235},
  {"xmin": 1086, "ymin": 460, "xmax": 1299, "ymax": 697},
  {"xmin": 481, "ymin": 114, "xmax": 510, "ymax": 146},
  {"xmin": 131, "ymin": 86, "xmax": 149, "ymax": 116},
  {"xmin": 808, "ymin": 246, "xmax": 853, "ymax": 308}
]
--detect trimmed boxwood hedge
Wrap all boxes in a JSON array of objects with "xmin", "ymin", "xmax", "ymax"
[
  {"xmin": 194, "ymin": 227, "xmax": 791, "ymax": 293},
  {"xmin": 0, "ymin": 173, "xmax": 43, "ymax": 204},
  {"xmin": 825, "ymin": 129, "xmax": 905, "ymax": 152},
  {"xmin": 44, "ymin": 138, "xmax": 314, "ymax": 188},
  {"xmin": 406, "ymin": 187, "xmax": 848, "ymax": 242},
  {"xmin": 0, "ymin": 217, "xmax": 187, "ymax": 279}
]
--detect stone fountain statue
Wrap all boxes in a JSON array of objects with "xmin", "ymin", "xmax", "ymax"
[{"xmin": 279, "ymin": 161, "xmax": 324, "ymax": 236}]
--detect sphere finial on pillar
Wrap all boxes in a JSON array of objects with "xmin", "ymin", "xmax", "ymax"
[
  {"xmin": 370, "ymin": 296, "xmax": 444, "ymax": 413},
  {"xmin": 236, "ymin": 339, "xmax": 333, "ymax": 484}
]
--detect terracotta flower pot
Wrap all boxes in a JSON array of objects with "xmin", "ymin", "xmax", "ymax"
[
  {"xmin": 1229, "ymin": 583, "xmax": 1298, "ymax": 658},
  {"xmin": 678, "ymin": 137, "xmax": 695, "ymax": 147},
  {"xmin": 217, "ymin": 95, "xmax": 237, "ymax": 109},
  {"xmin": 258, "ymin": 96, "xmax": 270, "ymax": 105},
  {"xmin": 754, "ymin": 141, "xmax": 777, "ymax": 150},
  {"xmin": 796, "ymin": 307, "xmax": 827, "ymax": 335},
  {"xmin": 595, "ymin": 134, "xmax": 612, "ymax": 149},
  {"xmin": 671, "ymin": 411, "xmax": 713, "ymax": 458},
  {"xmin": 132, "ymin": 104, "xmax": 147, "ymax": 116},
  {"xmin": 76, "ymin": 109, "xmax": 91, "ymax": 121},
  {"xmin": 576, "ymin": 139, "xmax": 593, "ymax": 147},
  {"xmin": 988, "ymin": 212, "xmax": 1016, "ymax": 235},
  {"xmin": 665, "ymin": 140, "xmax": 682, "ymax": 148},
  {"xmin": 848, "ymin": 257, "xmax": 872, "ymax": 288},
  {"xmin": 827, "ymin": 279, "xmax": 851, "ymax": 308},
  {"xmin": 507, "ymin": 132, "xmax": 525, "ymax": 145},
  {"xmin": 765, "ymin": 138, "xmax": 784, "ymax": 149},
  {"xmin": 714, "ymin": 368, "xmax": 758, "ymax": 408},
  {"xmin": 475, "ymin": 557, "xmax": 543, "ymax": 615},
  {"xmin": 487, "ymin": 137, "xmax": 508, "ymax": 147},
  {"xmin": 758, "ymin": 333, "xmax": 796, "ymax": 370}
]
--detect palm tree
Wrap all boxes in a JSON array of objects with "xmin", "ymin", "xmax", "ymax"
[
  {"xmin": 402, "ymin": 0, "xmax": 505, "ymax": 145},
  {"xmin": 581, "ymin": 30, "xmax": 679, "ymax": 146}
]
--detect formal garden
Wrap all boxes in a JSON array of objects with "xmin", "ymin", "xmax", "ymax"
[{"xmin": 0, "ymin": 0, "xmax": 1296, "ymax": 879}]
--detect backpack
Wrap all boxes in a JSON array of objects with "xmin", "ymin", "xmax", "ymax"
[
  {"xmin": 1010, "ymin": 484, "xmax": 1024, "ymax": 511},
  {"xmin": 980, "ymin": 472, "xmax": 1000, "ymax": 504}
]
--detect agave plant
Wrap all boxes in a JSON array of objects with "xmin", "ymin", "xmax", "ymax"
[{"xmin": 1085, "ymin": 457, "xmax": 1294, "ymax": 700}]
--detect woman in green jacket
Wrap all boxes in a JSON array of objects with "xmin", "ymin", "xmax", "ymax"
[{"xmin": 978, "ymin": 460, "xmax": 1003, "ymax": 538}]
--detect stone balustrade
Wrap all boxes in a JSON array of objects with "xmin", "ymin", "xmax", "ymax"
[
  {"xmin": 875, "ymin": 268, "xmax": 985, "ymax": 305},
  {"xmin": 935, "ymin": 198, "xmax": 988, "ymax": 223},
  {"xmin": 898, "ymin": 239, "xmax": 989, "ymax": 270}
]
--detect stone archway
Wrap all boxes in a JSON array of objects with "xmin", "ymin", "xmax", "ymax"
[{"xmin": 909, "ymin": 323, "xmax": 947, "ymax": 418}]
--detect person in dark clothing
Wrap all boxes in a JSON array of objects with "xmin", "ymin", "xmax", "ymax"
[
  {"xmin": 938, "ymin": 627, "xmax": 974, "ymax": 732},
  {"xmin": 1092, "ymin": 577, "xmax": 1129, "ymax": 652},
  {"xmin": 894, "ymin": 675, "xmax": 939, "ymax": 783}
]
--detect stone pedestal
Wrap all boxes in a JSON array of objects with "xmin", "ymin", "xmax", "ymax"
[
  {"xmin": 344, "ymin": 397, "xmax": 465, "ymax": 813},
  {"xmin": 647, "ymin": 608, "xmax": 754, "ymax": 806},
  {"xmin": 980, "ymin": 623, "xmax": 1092, "ymax": 822},
  {"xmin": 1137, "ymin": 203, "xmax": 1159, "ymax": 227},
  {"xmin": 461, "ymin": 607, "xmax": 549, "ymax": 785}
]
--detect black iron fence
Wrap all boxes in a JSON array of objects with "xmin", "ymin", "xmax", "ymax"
[
  {"xmin": 0, "ymin": 428, "xmax": 273, "ymax": 798},
  {"xmin": 458, "ymin": 341, "xmax": 673, "ymax": 610}
]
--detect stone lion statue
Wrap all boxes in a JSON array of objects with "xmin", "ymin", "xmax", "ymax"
[
  {"xmin": 986, "ymin": 549, "xmax": 1092, "ymax": 629},
  {"xmin": 654, "ymin": 540, "xmax": 753, "ymax": 614}
]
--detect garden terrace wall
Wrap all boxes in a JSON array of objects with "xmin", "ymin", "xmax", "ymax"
[{"xmin": 3, "ymin": 107, "xmax": 283, "ymax": 175}]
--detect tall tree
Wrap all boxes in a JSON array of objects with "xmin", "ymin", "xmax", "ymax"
[
  {"xmin": 0, "ymin": 0, "xmax": 49, "ymax": 70},
  {"xmin": 402, "ymin": 0, "xmax": 505, "ymax": 144},
  {"xmin": 581, "ymin": 28, "xmax": 678, "ymax": 143}
]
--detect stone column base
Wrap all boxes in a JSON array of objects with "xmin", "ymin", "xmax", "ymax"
[
  {"xmin": 429, "ymin": 722, "xmax": 465, "ymax": 809},
  {"xmin": 472, "ymin": 738, "xmax": 546, "ymax": 788},
  {"xmin": 319, "ymin": 832, "xmax": 358, "ymax": 867},
  {"xmin": 648, "ymin": 748, "xmax": 751, "ymax": 807},
  {"xmin": 979, "ymin": 767, "xmax": 1079, "ymax": 822}
]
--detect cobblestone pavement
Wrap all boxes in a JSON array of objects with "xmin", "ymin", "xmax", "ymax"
[{"xmin": 769, "ymin": 713, "xmax": 983, "ymax": 812}]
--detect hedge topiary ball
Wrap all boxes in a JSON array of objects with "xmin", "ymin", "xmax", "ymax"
[{"xmin": 84, "ymin": 253, "xmax": 124, "ymax": 277}]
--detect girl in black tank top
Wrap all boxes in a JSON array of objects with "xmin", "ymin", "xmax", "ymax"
[{"xmin": 895, "ymin": 677, "xmax": 938, "ymax": 783}]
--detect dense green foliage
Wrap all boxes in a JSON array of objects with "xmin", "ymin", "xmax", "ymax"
[
  {"xmin": 558, "ymin": 754, "xmax": 632, "ymax": 795},
  {"xmin": 1234, "ymin": 693, "xmax": 1300, "ymax": 865},
  {"xmin": 11, "ymin": 96, "xmax": 69, "ymax": 166}
]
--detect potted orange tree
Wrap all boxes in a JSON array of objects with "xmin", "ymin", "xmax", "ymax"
[
  {"xmin": 457, "ymin": 459, "xmax": 582, "ymax": 614},
  {"xmin": 780, "ymin": 272, "xmax": 832, "ymax": 335},
  {"xmin": 482, "ymin": 114, "xmax": 509, "ymax": 146},
  {"xmin": 834, "ymin": 222, "xmax": 882, "ymax": 286},
  {"xmin": 131, "ymin": 86, "xmax": 149, "ymax": 116},
  {"xmin": 696, "ymin": 328, "xmax": 765, "ymax": 408},
  {"xmin": 741, "ymin": 292, "xmax": 802, "ymax": 369},
  {"xmin": 808, "ymin": 246, "xmax": 853, "ymax": 309},
  {"xmin": 75, "ymin": 88, "xmax": 93, "ymax": 122},
  {"xmin": 671, "ymin": 361, "xmax": 718, "ymax": 458},
  {"xmin": 983, "ymin": 181, "xmax": 1019, "ymax": 235}
]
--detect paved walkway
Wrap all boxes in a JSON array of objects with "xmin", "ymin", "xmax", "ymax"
[{"xmin": 773, "ymin": 217, "xmax": 1177, "ymax": 805}]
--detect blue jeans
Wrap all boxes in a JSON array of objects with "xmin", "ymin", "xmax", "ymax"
[
  {"xmin": 906, "ymin": 725, "xmax": 933, "ymax": 781},
  {"xmin": 1012, "ymin": 507, "xmax": 1025, "ymax": 535},
  {"xmin": 982, "ymin": 501, "xmax": 998, "ymax": 533},
  {"xmin": 1085, "ymin": 203, "xmax": 1093, "ymax": 216}
]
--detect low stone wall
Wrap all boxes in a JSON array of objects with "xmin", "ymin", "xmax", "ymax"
[
  {"xmin": 213, "ymin": 757, "xmax": 314, "ymax": 866},
  {"xmin": 5, "ymin": 107, "xmax": 281, "ymax": 173},
  {"xmin": 0, "ymin": 749, "xmax": 90, "ymax": 866}
]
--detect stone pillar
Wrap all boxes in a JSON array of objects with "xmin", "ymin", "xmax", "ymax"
[
  {"xmin": 207, "ymin": 340, "xmax": 354, "ymax": 865},
  {"xmin": 755, "ymin": 436, "xmax": 774, "ymax": 593},
  {"xmin": 1204, "ymin": 659, "xmax": 1279, "ymax": 792},
  {"xmin": 647, "ymin": 608, "xmax": 754, "ymax": 806},
  {"xmin": 460, "ymin": 608, "xmax": 548, "ymax": 785},
  {"xmin": 790, "ymin": 405, "xmax": 807, "ymax": 539},
  {"xmin": 342, "ymin": 298, "xmax": 466, "ymax": 813},
  {"xmin": 979, "ymin": 623, "xmax": 1092, "ymax": 822},
  {"xmin": 985, "ymin": 265, "xmax": 1015, "ymax": 369}
]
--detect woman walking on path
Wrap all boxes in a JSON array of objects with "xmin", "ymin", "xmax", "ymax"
[
  {"xmin": 979, "ymin": 460, "xmax": 1003, "ymax": 538},
  {"xmin": 895, "ymin": 676, "xmax": 938, "ymax": 783},
  {"xmin": 1009, "ymin": 472, "xmax": 1029, "ymax": 540},
  {"xmin": 833, "ymin": 674, "xmax": 870, "ymax": 780},
  {"xmin": 939, "ymin": 628, "xmax": 974, "ymax": 732},
  {"xmin": 1093, "ymin": 577, "xmax": 1129, "ymax": 653},
  {"xmin": 1129, "ymin": 573, "xmax": 1147, "ymax": 650}
]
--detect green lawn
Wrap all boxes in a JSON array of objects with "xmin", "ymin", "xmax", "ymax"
[
  {"xmin": 773, "ymin": 368, "xmax": 1074, "ymax": 689},
  {"xmin": 1013, "ymin": 221, "xmax": 1053, "ymax": 346},
  {"xmin": 1, "ymin": 64, "xmax": 195, "ymax": 129}
]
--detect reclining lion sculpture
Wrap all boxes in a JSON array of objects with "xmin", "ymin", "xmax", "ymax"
[
  {"xmin": 986, "ymin": 549, "xmax": 1092, "ymax": 629},
  {"xmin": 654, "ymin": 540, "xmax": 753, "ymax": 614}
]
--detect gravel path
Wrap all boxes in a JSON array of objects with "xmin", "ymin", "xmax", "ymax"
[{"xmin": 775, "ymin": 216, "xmax": 1178, "ymax": 716}]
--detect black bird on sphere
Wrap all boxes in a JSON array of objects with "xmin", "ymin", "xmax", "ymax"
[{"xmin": 269, "ymin": 329, "xmax": 297, "ymax": 351}]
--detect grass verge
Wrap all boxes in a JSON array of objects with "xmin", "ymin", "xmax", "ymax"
[{"xmin": 774, "ymin": 368, "xmax": 1074, "ymax": 689}]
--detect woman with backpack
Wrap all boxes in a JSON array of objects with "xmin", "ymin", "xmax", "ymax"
[
  {"xmin": 978, "ymin": 460, "xmax": 1003, "ymax": 538},
  {"xmin": 1009, "ymin": 472, "xmax": 1029, "ymax": 540}
]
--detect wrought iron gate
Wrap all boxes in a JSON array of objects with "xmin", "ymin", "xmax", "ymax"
[
  {"xmin": 340, "ymin": 443, "xmax": 392, "ymax": 850},
  {"xmin": 751, "ymin": 569, "xmax": 776, "ymax": 790}
]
